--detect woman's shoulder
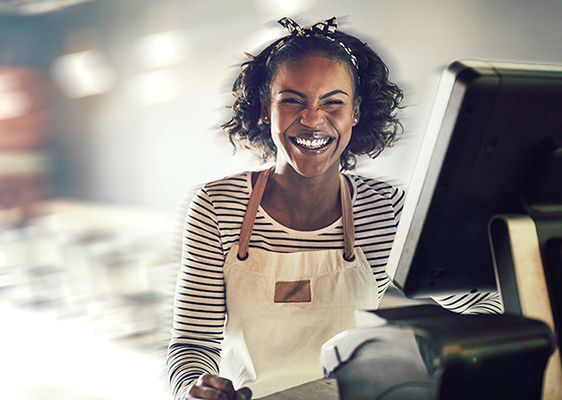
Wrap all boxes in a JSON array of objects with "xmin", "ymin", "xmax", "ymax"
[
  {"xmin": 202, "ymin": 171, "xmax": 251, "ymax": 193},
  {"xmin": 182, "ymin": 171, "xmax": 252, "ymax": 208},
  {"xmin": 348, "ymin": 173, "xmax": 406, "ymax": 221},
  {"xmin": 347, "ymin": 174, "xmax": 405, "ymax": 198}
]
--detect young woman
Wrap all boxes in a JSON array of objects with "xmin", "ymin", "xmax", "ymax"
[{"xmin": 167, "ymin": 17, "xmax": 501, "ymax": 400}]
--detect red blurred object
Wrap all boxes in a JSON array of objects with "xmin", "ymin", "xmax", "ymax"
[{"xmin": 0, "ymin": 67, "xmax": 53, "ymax": 224}]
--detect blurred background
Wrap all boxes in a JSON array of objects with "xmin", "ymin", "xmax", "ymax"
[{"xmin": 0, "ymin": 0, "xmax": 561, "ymax": 399}]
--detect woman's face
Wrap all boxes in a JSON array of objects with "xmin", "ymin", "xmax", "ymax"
[{"xmin": 262, "ymin": 55, "xmax": 360, "ymax": 178}]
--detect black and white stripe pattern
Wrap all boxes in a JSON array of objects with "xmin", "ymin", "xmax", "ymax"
[{"xmin": 166, "ymin": 171, "xmax": 501, "ymax": 398}]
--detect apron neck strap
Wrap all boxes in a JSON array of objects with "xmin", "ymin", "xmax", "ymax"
[
  {"xmin": 340, "ymin": 173, "xmax": 355, "ymax": 262},
  {"xmin": 237, "ymin": 167, "xmax": 355, "ymax": 261},
  {"xmin": 238, "ymin": 167, "xmax": 273, "ymax": 260}
]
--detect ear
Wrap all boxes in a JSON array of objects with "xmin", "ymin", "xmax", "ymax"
[
  {"xmin": 352, "ymin": 96, "xmax": 362, "ymax": 126},
  {"xmin": 260, "ymin": 94, "xmax": 271, "ymax": 125}
]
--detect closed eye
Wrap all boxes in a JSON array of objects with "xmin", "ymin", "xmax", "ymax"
[
  {"xmin": 321, "ymin": 99, "xmax": 346, "ymax": 109},
  {"xmin": 323, "ymin": 99, "xmax": 344, "ymax": 105},
  {"xmin": 280, "ymin": 98, "xmax": 303, "ymax": 104}
]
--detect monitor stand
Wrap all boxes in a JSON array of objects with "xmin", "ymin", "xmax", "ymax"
[{"xmin": 489, "ymin": 214, "xmax": 562, "ymax": 399}]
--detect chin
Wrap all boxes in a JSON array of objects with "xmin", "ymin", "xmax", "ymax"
[{"xmin": 291, "ymin": 162, "xmax": 335, "ymax": 179}]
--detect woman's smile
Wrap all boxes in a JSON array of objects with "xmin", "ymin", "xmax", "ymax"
[{"xmin": 290, "ymin": 133, "xmax": 334, "ymax": 152}]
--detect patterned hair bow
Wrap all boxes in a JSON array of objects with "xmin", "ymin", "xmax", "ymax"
[
  {"xmin": 278, "ymin": 16, "xmax": 337, "ymax": 37},
  {"xmin": 266, "ymin": 17, "xmax": 358, "ymax": 69}
]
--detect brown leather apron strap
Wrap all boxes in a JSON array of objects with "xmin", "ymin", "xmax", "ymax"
[
  {"xmin": 238, "ymin": 168, "xmax": 355, "ymax": 261},
  {"xmin": 238, "ymin": 167, "xmax": 273, "ymax": 260},
  {"xmin": 340, "ymin": 173, "xmax": 355, "ymax": 261}
]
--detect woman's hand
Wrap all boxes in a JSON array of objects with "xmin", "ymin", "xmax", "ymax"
[{"xmin": 184, "ymin": 374, "xmax": 252, "ymax": 400}]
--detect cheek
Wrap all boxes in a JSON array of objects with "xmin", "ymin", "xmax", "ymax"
[
  {"xmin": 271, "ymin": 109, "xmax": 298, "ymax": 136},
  {"xmin": 332, "ymin": 112, "xmax": 354, "ymax": 133},
  {"xmin": 336, "ymin": 117, "xmax": 354, "ymax": 147}
]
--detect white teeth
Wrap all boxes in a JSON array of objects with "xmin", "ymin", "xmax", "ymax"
[{"xmin": 295, "ymin": 137, "xmax": 330, "ymax": 149}]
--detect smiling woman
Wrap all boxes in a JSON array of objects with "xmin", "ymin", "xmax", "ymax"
[
  {"xmin": 166, "ymin": 16, "xmax": 500, "ymax": 400},
  {"xmin": 166, "ymin": 18, "xmax": 406, "ymax": 400}
]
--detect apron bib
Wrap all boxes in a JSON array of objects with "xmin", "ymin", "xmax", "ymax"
[{"xmin": 220, "ymin": 168, "xmax": 380, "ymax": 398}]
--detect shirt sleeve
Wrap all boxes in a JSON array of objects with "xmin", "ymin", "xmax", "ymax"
[
  {"xmin": 390, "ymin": 186, "xmax": 406, "ymax": 224},
  {"xmin": 167, "ymin": 187, "xmax": 227, "ymax": 399},
  {"xmin": 372, "ymin": 184, "xmax": 406, "ymax": 302},
  {"xmin": 432, "ymin": 291, "xmax": 504, "ymax": 314}
]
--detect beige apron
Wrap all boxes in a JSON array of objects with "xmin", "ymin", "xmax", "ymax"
[{"xmin": 220, "ymin": 168, "xmax": 380, "ymax": 398}]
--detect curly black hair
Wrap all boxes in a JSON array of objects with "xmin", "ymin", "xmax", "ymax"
[{"xmin": 221, "ymin": 25, "xmax": 404, "ymax": 171}]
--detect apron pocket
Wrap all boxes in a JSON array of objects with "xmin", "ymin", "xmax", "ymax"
[{"xmin": 274, "ymin": 280, "xmax": 312, "ymax": 303}]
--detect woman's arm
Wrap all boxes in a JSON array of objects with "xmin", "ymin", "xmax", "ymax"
[
  {"xmin": 167, "ymin": 187, "xmax": 227, "ymax": 399},
  {"xmin": 376, "ymin": 184, "xmax": 406, "ymax": 301},
  {"xmin": 432, "ymin": 291, "xmax": 504, "ymax": 314},
  {"xmin": 353, "ymin": 177, "xmax": 406, "ymax": 303}
]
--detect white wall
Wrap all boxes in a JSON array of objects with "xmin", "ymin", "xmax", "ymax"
[{"xmin": 46, "ymin": 0, "xmax": 562, "ymax": 209}]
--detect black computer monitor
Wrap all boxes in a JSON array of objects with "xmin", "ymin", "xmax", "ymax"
[{"xmin": 386, "ymin": 59, "xmax": 562, "ymax": 302}]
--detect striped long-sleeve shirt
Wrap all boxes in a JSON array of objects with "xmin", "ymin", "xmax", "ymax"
[{"xmin": 167, "ymin": 171, "xmax": 502, "ymax": 398}]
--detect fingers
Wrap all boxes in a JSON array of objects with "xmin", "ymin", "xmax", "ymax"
[
  {"xmin": 186, "ymin": 385, "xmax": 228, "ymax": 400},
  {"xmin": 236, "ymin": 387, "xmax": 252, "ymax": 400},
  {"xmin": 185, "ymin": 374, "xmax": 236, "ymax": 400},
  {"xmin": 198, "ymin": 374, "xmax": 236, "ymax": 394}
]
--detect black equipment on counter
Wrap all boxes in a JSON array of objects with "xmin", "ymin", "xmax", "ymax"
[{"xmin": 321, "ymin": 305, "xmax": 555, "ymax": 400}]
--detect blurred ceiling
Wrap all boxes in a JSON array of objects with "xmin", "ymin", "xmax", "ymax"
[{"xmin": 0, "ymin": 0, "xmax": 94, "ymax": 15}]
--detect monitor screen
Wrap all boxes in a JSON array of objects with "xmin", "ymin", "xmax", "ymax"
[{"xmin": 386, "ymin": 59, "xmax": 562, "ymax": 299}]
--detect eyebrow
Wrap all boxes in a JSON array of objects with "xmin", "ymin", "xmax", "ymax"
[{"xmin": 278, "ymin": 89, "xmax": 349, "ymax": 99}]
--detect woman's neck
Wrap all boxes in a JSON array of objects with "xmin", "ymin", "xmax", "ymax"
[{"xmin": 257, "ymin": 165, "xmax": 343, "ymax": 231}]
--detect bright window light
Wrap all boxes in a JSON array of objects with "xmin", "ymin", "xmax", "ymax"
[
  {"xmin": 51, "ymin": 50, "xmax": 116, "ymax": 98},
  {"xmin": 0, "ymin": 90, "xmax": 31, "ymax": 120},
  {"xmin": 132, "ymin": 30, "xmax": 190, "ymax": 70},
  {"xmin": 0, "ymin": 74, "xmax": 31, "ymax": 120}
]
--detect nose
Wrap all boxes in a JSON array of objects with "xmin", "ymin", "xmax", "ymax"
[{"xmin": 300, "ymin": 106, "xmax": 324, "ymax": 128}]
